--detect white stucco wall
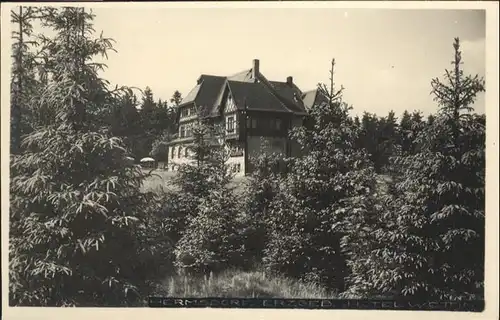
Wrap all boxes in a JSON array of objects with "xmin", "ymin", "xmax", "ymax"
[
  {"xmin": 167, "ymin": 143, "xmax": 245, "ymax": 177},
  {"xmin": 167, "ymin": 144, "xmax": 193, "ymax": 171}
]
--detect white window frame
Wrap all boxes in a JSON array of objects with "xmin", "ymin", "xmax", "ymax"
[{"xmin": 226, "ymin": 115, "xmax": 235, "ymax": 134}]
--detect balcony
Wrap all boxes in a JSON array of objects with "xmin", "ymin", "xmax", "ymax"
[{"xmin": 179, "ymin": 114, "xmax": 198, "ymax": 123}]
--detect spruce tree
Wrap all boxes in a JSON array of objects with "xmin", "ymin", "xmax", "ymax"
[
  {"xmin": 10, "ymin": 6, "xmax": 39, "ymax": 154},
  {"xmin": 263, "ymin": 59, "xmax": 377, "ymax": 292},
  {"xmin": 240, "ymin": 140, "xmax": 284, "ymax": 268},
  {"xmin": 141, "ymin": 86, "xmax": 156, "ymax": 112},
  {"xmin": 170, "ymin": 90, "xmax": 183, "ymax": 106},
  {"xmin": 345, "ymin": 38, "xmax": 485, "ymax": 299},
  {"xmin": 398, "ymin": 110, "xmax": 413, "ymax": 154},
  {"xmin": 159, "ymin": 120, "xmax": 244, "ymax": 274},
  {"xmin": 9, "ymin": 7, "xmax": 157, "ymax": 306},
  {"xmin": 377, "ymin": 110, "xmax": 399, "ymax": 172},
  {"xmin": 358, "ymin": 112, "xmax": 384, "ymax": 171}
]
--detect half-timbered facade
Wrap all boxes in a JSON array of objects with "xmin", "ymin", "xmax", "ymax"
[{"xmin": 167, "ymin": 59, "xmax": 326, "ymax": 176}]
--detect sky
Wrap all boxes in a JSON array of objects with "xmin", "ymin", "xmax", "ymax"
[{"xmin": 30, "ymin": 7, "xmax": 488, "ymax": 118}]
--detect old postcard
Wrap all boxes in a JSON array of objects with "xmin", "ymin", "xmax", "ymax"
[{"xmin": 1, "ymin": 1, "xmax": 498, "ymax": 320}]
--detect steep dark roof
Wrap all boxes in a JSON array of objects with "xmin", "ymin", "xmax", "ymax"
[
  {"xmin": 227, "ymin": 81, "xmax": 291, "ymax": 113},
  {"xmin": 179, "ymin": 74, "xmax": 226, "ymax": 116},
  {"xmin": 178, "ymin": 63, "xmax": 315, "ymax": 118},
  {"xmin": 269, "ymin": 80, "xmax": 307, "ymax": 114},
  {"xmin": 181, "ymin": 84, "xmax": 201, "ymax": 105}
]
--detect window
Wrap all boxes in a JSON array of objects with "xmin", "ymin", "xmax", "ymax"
[
  {"xmin": 227, "ymin": 116, "xmax": 235, "ymax": 134},
  {"xmin": 252, "ymin": 118, "xmax": 257, "ymax": 129},
  {"xmin": 185, "ymin": 125, "xmax": 192, "ymax": 138},
  {"xmin": 237, "ymin": 163, "xmax": 241, "ymax": 172},
  {"xmin": 181, "ymin": 108, "xmax": 189, "ymax": 118},
  {"xmin": 246, "ymin": 116, "xmax": 251, "ymax": 129},
  {"xmin": 180, "ymin": 126, "xmax": 185, "ymax": 138},
  {"xmin": 276, "ymin": 119, "xmax": 282, "ymax": 130},
  {"xmin": 171, "ymin": 146, "xmax": 175, "ymax": 159},
  {"xmin": 178, "ymin": 147, "xmax": 182, "ymax": 158},
  {"xmin": 184, "ymin": 147, "xmax": 188, "ymax": 157}
]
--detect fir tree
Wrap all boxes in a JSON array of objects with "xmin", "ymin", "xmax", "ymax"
[
  {"xmin": 427, "ymin": 113, "xmax": 436, "ymax": 125},
  {"xmin": 160, "ymin": 120, "xmax": 244, "ymax": 274},
  {"xmin": 358, "ymin": 112, "xmax": 383, "ymax": 171},
  {"xmin": 398, "ymin": 110, "xmax": 413, "ymax": 154},
  {"xmin": 141, "ymin": 86, "xmax": 156, "ymax": 112},
  {"xmin": 170, "ymin": 90, "xmax": 183, "ymax": 106},
  {"xmin": 347, "ymin": 37, "xmax": 485, "ymax": 299},
  {"xmin": 10, "ymin": 6, "xmax": 39, "ymax": 154},
  {"xmin": 377, "ymin": 110, "xmax": 399, "ymax": 172},
  {"xmin": 240, "ymin": 140, "xmax": 283, "ymax": 268},
  {"xmin": 397, "ymin": 110, "xmax": 425, "ymax": 155},
  {"xmin": 264, "ymin": 59, "xmax": 376, "ymax": 292},
  {"xmin": 9, "ymin": 7, "xmax": 158, "ymax": 306}
]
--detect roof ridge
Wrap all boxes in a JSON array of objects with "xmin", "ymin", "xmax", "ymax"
[{"xmin": 200, "ymin": 74, "xmax": 226, "ymax": 79}]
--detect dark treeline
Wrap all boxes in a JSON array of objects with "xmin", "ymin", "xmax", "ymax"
[
  {"xmin": 9, "ymin": 7, "xmax": 485, "ymax": 306},
  {"xmin": 108, "ymin": 86, "xmax": 180, "ymax": 161}
]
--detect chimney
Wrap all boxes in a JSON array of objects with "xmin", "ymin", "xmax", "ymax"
[
  {"xmin": 252, "ymin": 59, "xmax": 260, "ymax": 82},
  {"xmin": 286, "ymin": 76, "xmax": 293, "ymax": 85}
]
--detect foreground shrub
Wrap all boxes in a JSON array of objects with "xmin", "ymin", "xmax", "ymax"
[
  {"xmin": 174, "ymin": 188, "xmax": 246, "ymax": 274},
  {"xmin": 159, "ymin": 120, "xmax": 245, "ymax": 274},
  {"xmin": 263, "ymin": 59, "xmax": 377, "ymax": 292},
  {"xmin": 239, "ymin": 143, "xmax": 283, "ymax": 268}
]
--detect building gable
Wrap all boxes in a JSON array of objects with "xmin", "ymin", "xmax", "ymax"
[{"xmin": 224, "ymin": 91, "xmax": 238, "ymax": 113}]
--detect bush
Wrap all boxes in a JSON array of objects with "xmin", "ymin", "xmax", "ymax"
[
  {"xmin": 239, "ymin": 144, "xmax": 283, "ymax": 268},
  {"xmin": 174, "ymin": 188, "xmax": 246, "ymax": 274}
]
